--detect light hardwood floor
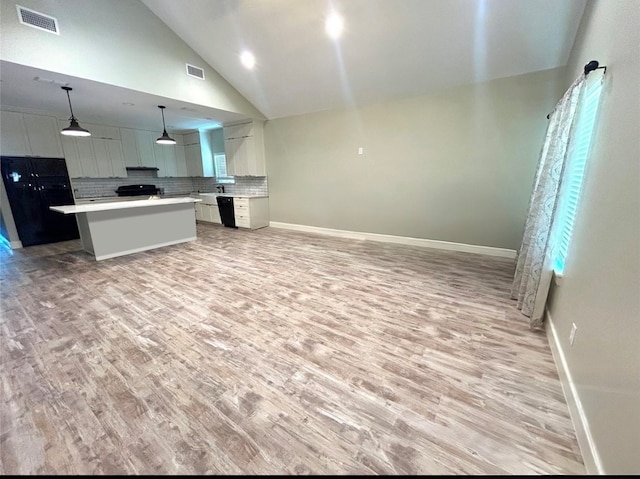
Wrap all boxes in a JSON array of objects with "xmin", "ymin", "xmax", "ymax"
[{"xmin": 0, "ymin": 223, "xmax": 585, "ymax": 475}]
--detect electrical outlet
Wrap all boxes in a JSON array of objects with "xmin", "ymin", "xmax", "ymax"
[
  {"xmin": 358, "ymin": 147, "xmax": 364, "ymax": 155},
  {"xmin": 569, "ymin": 323, "xmax": 578, "ymax": 346}
]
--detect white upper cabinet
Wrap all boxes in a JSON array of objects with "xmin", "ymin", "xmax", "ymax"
[
  {"xmin": 0, "ymin": 110, "xmax": 31, "ymax": 156},
  {"xmin": 164, "ymin": 146, "xmax": 179, "ymax": 177},
  {"xmin": 223, "ymin": 122, "xmax": 254, "ymax": 140},
  {"xmin": 60, "ymin": 135, "xmax": 98, "ymax": 178},
  {"xmin": 152, "ymin": 142, "xmax": 167, "ymax": 176},
  {"xmin": 59, "ymin": 135, "xmax": 86, "ymax": 178},
  {"xmin": 120, "ymin": 128, "xmax": 140, "ymax": 167},
  {"xmin": 60, "ymin": 135, "xmax": 126, "ymax": 178},
  {"xmin": 185, "ymin": 143, "xmax": 203, "ymax": 176},
  {"xmin": 1, "ymin": 108, "xmax": 195, "ymax": 178},
  {"xmin": 22, "ymin": 114, "xmax": 64, "ymax": 157},
  {"xmin": 92, "ymin": 139, "xmax": 115, "ymax": 177},
  {"xmin": 184, "ymin": 132, "xmax": 200, "ymax": 146},
  {"xmin": 92, "ymin": 139, "xmax": 126, "ymax": 177},
  {"xmin": 183, "ymin": 132, "xmax": 214, "ymax": 177},
  {"xmin": 133, "ymin": 130, "xmax": 157, "ymax": 168},
  {"xmin": 122, "ymin": 127, "xmax": 186, "ymax": 177},
  {"xmin": 223, "ymin": 121, "xmax": 266, "ymax": 176},
  {"xmin": 58, "ymin": 117, "xmax": 126, "ymax": 178},
  {"xmin": 154, "ymin": 142, "xmax": 181, "ymax": 177},
  {"xmin": 0, "ymin": 110, "xmax": 63, "ymax": 158},
  {"xmin": 83, "ymin": 123, "xmax": 120, "ymax": 140},
  {"xmin": 75, "ymin": 139, "xmax": 98, "ymax": 177},
  {"xmin": 175, "ymin": 145, "xmax": 187, "ymax": 177}
]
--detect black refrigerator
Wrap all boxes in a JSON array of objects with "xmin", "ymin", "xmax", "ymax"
[{"xmin": 1, "ymin": 156, "xmax": 79, "ymax": 247}]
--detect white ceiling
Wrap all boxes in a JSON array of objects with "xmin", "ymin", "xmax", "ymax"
[
  {"xmin": 142, "ymin": 0, "xmax": 587, "ymax": 120},
  {"xmin": 0, "ymin": 0, "xmax": 586, "ymax": 132},
  {"xmin": 0, "ymin": 60, "xmax": 248, "ymax": 134}
]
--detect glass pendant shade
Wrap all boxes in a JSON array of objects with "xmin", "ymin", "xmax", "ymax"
[
  {"xmin": 60, "ymin": 86, "xmax": 91, "ymax": 137},
  {"xmin": 156, "ymin": 106, "xmax": 176, "ymax": 145}
]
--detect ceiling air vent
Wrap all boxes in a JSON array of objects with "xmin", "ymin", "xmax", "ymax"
[
  {"xmin": 17, "ymin": 5, "xmax": 59, "ymax": 34},
  {"xmin": 186, "ymin": 63, "xmax": 205, "ymax": 80}
]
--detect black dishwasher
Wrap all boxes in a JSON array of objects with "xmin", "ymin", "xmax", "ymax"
[{"xmin": 217, "ymin": 196, "xmax": 237, "ymax": 228}]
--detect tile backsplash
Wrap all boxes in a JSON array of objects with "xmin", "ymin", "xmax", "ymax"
[
  {"xmin": 220, "ymin": 176, "xmax": 269, "ymax": 196},
  {"xmin": 71, "ymin": 176, "xmax": 268, "ymax": 199}
]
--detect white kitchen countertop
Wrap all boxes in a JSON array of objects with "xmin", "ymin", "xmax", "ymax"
[
  {"xmin": 196, "ymin": 193, "xmax": 269, "ymax": 198},
  {"xmin": 51, "ymin": 197, "xmax": 201, "ymax": 215}
]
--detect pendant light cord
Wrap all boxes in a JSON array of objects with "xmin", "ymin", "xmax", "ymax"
[
  {"xmin": 160, "ymin": 106, "xmax": 167, "ymax": 131},
  {"xmin": 156, "ymin": 105, "xmax": 175, "ymax": 144},
  {"xmin": 64, "ymin": 88, "xmax": 77, "ymax": 120}
]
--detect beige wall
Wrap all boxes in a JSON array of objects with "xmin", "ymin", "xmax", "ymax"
[
  {"xmin": 0, "ymin": 0, "xmax": 264, "ymax": 119},
  {"xmin": 264, "ymin": 68, "xmax": 565, "ymax": 250},
  {"xmin": 546, "ymin": 0, "xmax": 640, "ymax": 474}
]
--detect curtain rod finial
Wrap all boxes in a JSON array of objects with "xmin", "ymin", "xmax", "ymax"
[{"xmin": 584, "ymin": 60, "xmax": 600, "ymax": 75}]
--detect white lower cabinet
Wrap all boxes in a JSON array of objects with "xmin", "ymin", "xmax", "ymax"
[
  {"xmin": 195, "ymin": 195, "xmax": 268, "ymax": 228},
  {"xmin": 195, "ymin": 203, "xmax": 204, "ymax": 221},
  {"xmin": 195, "ymin": 195, "xmax": 221, "ymax": 224},
  {"xmin": 202, "ymin": 204, "xmax": 221, "ymax": 223},
  {"xmin": 233, "ymin": 197, "xmax": 269, "ymax": 230}
]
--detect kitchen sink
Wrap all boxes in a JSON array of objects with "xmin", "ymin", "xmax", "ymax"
[{"xmin": 197, "ymin": 193, "xmax": 219, "ymax": 205}]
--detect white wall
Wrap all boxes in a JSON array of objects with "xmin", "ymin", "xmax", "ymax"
[
  {"xmin": 0, "ymin": 0, "xmax": 264, "ymax": 119},
  {"xmin": 265, "ymin": 68, "xmax": 565, "ymax": 250},
  {"xmin": 0, "ymin": 179, "xmax": 22, "ymax": 248},
  {"xmin": 546, "ymin": 0, "xmax": 640, "ymax": 474}
]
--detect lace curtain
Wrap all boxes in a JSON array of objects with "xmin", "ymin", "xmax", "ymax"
[{"xmin": 511, "ymin": 75, "xmax": 587, "ymax": 330}]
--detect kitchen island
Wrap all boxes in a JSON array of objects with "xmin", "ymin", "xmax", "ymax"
[{"xmin": 50, "ymin": 197, "xmax": 201, "ymax": 261}]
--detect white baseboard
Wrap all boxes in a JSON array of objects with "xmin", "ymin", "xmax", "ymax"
[
  {"xmin": 1, "ymin": 234, "xmax": 22, "ymax": 249},
  {"xmin": 268, "ymin": 222, "xmax": 516, "ymax": 258},
  {"xmin": 545, "ymin": 308, "xmax": 603, "ymax": 475}
]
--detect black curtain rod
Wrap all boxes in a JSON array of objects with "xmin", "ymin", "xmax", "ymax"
[
  {"xmin": 583, "ymin": 60, "xmax": 607, "ymax": 76},
  {"xmin": 546, "ymin": 60, "xmax": 607, "ymax": 119}
]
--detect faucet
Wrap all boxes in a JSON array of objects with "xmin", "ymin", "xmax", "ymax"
[{"xmin": 216, "ymin": 185, "xmax": 225, "ymax": 194}]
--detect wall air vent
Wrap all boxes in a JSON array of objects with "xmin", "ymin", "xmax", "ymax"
[
  {"xmin": 186, "ymin": 63, "xmax": 205, "ymax": 80},
  {"xmin": 17, "ymin": 5, "xmax": 59, "ymax": 34}
]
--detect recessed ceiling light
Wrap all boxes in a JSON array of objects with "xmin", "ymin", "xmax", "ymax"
[
  {"xmin": 325, "ymin": 12, "xmax": 344, "ymax": 39},
  {"xmin": 122, "ymin": 102, "xmax": 135, "ymax": 106},
  {"xmin": 240, "ymin": 50, "xmax": 256, "ymax": 69}
]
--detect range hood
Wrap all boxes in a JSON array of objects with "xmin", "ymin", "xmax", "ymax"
[{"xmin": 126, "ymin": 166, "xmax": 159, "ymax": 171}]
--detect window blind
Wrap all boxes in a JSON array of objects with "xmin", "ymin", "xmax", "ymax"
[
  {"xmin": 214, "ymin": 153, "xmax": 234, "ymax": 184},
  {"xmin": 554, "ymin": 76, "xmax": 604, "ymax": 274}
]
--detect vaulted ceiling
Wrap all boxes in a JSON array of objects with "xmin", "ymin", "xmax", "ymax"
[
  {"xmin": 142, "ymin": 0, "xmax": 587, "ymax": 120},
  {"xmin": 0, "ymin": 0, "xmax": 587, "ymax": 131}
]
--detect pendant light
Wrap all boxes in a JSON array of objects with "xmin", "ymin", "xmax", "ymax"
[
  {"xmin": 156, "ymin": 105, "xmax": 176, "ymax": 145},
  {"xmin": 60, "ymin": 86, "xmax": 91, "ymax": 137}
]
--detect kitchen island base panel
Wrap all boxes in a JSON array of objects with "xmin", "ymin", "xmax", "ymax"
[{"xmin": 76, "ymin": 202, "xmax": 197, "ymax": 261}]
